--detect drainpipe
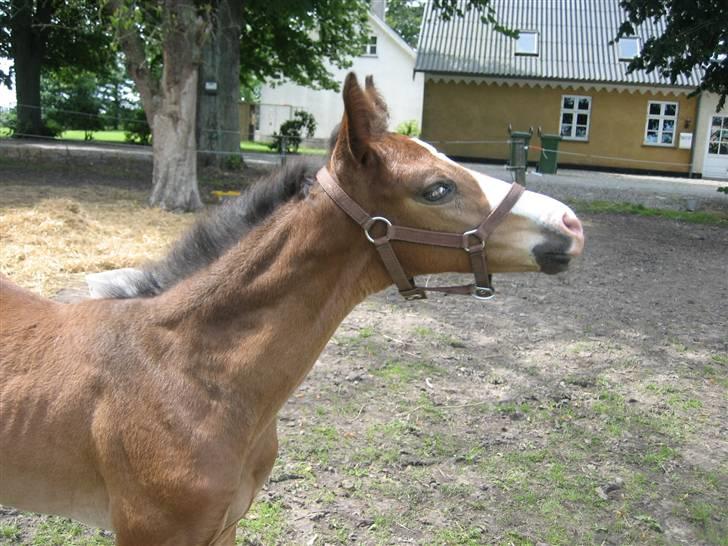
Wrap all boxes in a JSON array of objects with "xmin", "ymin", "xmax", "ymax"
[{"xmin": 688, "ymin": 92, "xmax": 701, "ymax": 178}]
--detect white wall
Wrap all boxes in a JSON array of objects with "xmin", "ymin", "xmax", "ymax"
[
  {"xmin": 692, "ymin": 93, "xmax": 728, "ymax": 179},
  {"xmin": 257, "ymin": 14, "xmax": 424, "ymax": 141}
]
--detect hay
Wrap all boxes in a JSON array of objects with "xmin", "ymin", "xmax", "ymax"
[{"xmin": 0, "ymin": 185, "xmax": 195, "ymax": 296}]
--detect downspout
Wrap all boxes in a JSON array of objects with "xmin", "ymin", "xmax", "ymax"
[{"xmin": 688, "ymin": 92, "xmax": 701, "ymax": 178}]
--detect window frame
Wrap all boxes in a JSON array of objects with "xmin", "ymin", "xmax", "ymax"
[
  {"xmin": 361, "ymin": 35, "xmax": 378, "ymax": 57},
  {"xmin": 707, "ymin": 115, "xmax": 728, "ymax": 156},
  {"xmin": 515, "ymin": 30, "xmax": 539, "ymax": 56},
  {"xmin": 643, "ymin": 101, "xmax": 679, "ymax": 147},
  {"xmin": 559, "ymin": 95, "xmax": 592, "ymax": 141},
  {"xmin": 617, "ymin": 37, "xmax": 641, "ymax": 61}
]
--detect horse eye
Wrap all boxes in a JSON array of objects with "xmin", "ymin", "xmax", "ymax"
[{"xmin": 422, "ymin": 182, "xmax": 453, "ymax": 203}]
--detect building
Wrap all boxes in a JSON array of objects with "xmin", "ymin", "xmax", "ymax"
[
  {"xmin": 256, "ymin": 4, "xmax": 424, "ymax": 143},
  {"xmin": 415, "ymin": 0, "xmax": 726, "ymax": 178}
]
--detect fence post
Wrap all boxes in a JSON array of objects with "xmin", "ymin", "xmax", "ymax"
[
  {"xmin": 513, "ymin": 140, "xmax": 527, "ymax": 185},
  {"xmin": 280, "ymin": 135, "xmax": 287, "ymax": 166}
]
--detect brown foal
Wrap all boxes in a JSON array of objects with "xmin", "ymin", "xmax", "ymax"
[{"xmin": 0, "ymin": 74, "xmax": 584, "ymax": 545}]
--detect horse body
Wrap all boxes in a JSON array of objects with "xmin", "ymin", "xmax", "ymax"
[{"xmin": 0, "ymin": 74, "xmax": 584, "ymax": 545}]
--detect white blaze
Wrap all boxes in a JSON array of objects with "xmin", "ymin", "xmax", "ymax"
[{"xmin": 411, "ymin": 138, "xmax": 577, "ymax": 242}]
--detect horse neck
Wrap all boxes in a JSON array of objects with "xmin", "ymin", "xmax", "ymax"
[{"xmin": 151, "ymin": 185, "xmax": 389, "ymax": 430}]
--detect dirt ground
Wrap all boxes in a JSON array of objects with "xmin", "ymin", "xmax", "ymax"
[{"xmin": 0, "ymin": 156, "xmax": 726, "ymax": 545}]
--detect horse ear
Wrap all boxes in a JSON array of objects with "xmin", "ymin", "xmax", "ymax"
[
  {"xmin": 364, "ymin": 75, "xmax": 390, "ymax": 124},
  {"xmin": 337, "ymin": 73, "xmax": 379, "ymax": 164}
]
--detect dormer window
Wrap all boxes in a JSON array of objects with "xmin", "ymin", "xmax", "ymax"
[
  {"xmin": 618, "ymin": 37, "xmax": 640, "ymax": 61},
  {"xmin": 515, "ymin": 31, "xmax": 538, "ymax": 56}
]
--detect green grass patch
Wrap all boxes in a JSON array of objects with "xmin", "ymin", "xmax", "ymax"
[
  {"xmin": 0, "ymin": 523, "xmax": 21, "ymax": 542},
  {"xmin": 570, "ymin": 200, "xmax": 728, "ymax": 225},
  {"xmin": 59, "ymin": 130, "xmax": 129, "ymax": 143},
  {"xmin": 431, "ymin": 524, "xmax": 484, "ymax": 545},
  {"xmin": 240, "ymin": 140, "xmax": 326, "ymax": 156},
  {"xmin": 32, "ymin": 517, "xmax": 112, "ymax": 546},
  {"xmin": 236, "ymin": 500, "xmax": 287, "ymax": 544}
]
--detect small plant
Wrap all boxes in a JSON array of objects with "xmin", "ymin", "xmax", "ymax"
[
  {"xmin": 395, "ymin": 119, "xmax": 420, "ymax": 137},
  {"xmin": 0, "ymin": 107, "xmax": 16, "ymax": 136},
  {"xmin": 718, "ymin": 186, "xmax": 728, "ymax": 195},
  {"xmin": 269, "ymin": 110, "xmax": 316, "ymax": 154},
  {"xmin": 123, "ymin": 107, "xmax": 151, "ymax": 145}
]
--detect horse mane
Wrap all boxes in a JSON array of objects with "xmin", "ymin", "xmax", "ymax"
[{"xmin": 102, "ymin": 157, "xmax": 325, "ymax": 299}]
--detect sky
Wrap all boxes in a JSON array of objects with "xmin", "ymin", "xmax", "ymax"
[{"xmin": 1, "ymin": 59, "xmax": 15, "ymax": 108}]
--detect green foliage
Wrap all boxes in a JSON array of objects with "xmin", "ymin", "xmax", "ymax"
[
  {"xmin": 0, "ymin": 106, "xmax": 16, "ymax": 134},
  {"xmin": 240, "ymin": 0, "xmax": 370, "ymax": 91},
  {"xmin": 396, "ymin": 119, "xmax": 421, "ymax": 136},
  {"xmin": 617, "ymin": 0, "xmax": 728, "ymax": 109},
  {"xmin": 269, "ymin": 110, "xmax": 317, "ymax": 154},
  {"xmin": 122, "ymin": 108, "xmax": 151, "ymax": 145},
  {"xmin": 718, "ymin": 186, "xmax": 728, "ymax": 194},
  {"xmin": 386, "ymin": 0, "xmax": 425, "ymax": 47},
  {"xmin": 42, "ymin": 71, "xmax": 105, "ymax": 139}
]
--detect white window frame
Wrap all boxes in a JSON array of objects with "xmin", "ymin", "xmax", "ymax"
[
  {"xmin": 707, "ymin": 115, "xmax": 728, "ymax": 156},
  {"xmin": 644, "ymin": 101, "xmax": 678, "ymax": 147},
  {"xmin": 515, "ymin": 30, "xmax": 539, "ymax": 56},
  {"xmin": 559, "ymin": 95, "xmax": 592, "ymax": 141},
  {"xmin": 361, "ymin": 35, "xmax": 378, "ymax": 57},
  {"xmin": 617, "ymin": 37, "xmax": 640, "ymax": 61}
]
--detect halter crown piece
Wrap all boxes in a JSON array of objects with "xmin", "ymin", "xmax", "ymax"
[{"xmin": 316, "ymin": 167, "xmax": 525, "ymax": 301}]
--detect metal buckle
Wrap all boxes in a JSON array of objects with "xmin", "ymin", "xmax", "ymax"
[
  {"xmin": 472, "ymin": 285, "xmax": 495, "ymax": 300},
  {"xmin": 462, "ymin": 229, "xmax": 485, "ymax": 252},
  {"xmin": 364, "ymin": 216, "xmax": 393, "ymax": 244}
]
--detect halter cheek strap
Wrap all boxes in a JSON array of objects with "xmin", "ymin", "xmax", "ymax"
[{"xmin": 316, "ymin": 167, "xmax": 524, "ymax": 301}]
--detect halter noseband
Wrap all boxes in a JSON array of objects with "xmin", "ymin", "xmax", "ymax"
[{"xmin": 316, "ymin": 167, "xmax": 525, "ymax": 301}]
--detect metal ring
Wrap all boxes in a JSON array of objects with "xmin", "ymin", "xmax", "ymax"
[
  {"xmin": 472, "ymin": 286, "xmax": 495, "ymax": 301},
  {"xmin": 364, "ymin": 216, "xmax": 393, "ymax": 243},
  {"xmin": 462, "ymin": 228, "xmax": 485, "ymax": 251}
]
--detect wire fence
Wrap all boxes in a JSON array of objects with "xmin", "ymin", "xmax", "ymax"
[{"xmin": 0, "ymin": 103, "xmax": 692, "ymax": 169}]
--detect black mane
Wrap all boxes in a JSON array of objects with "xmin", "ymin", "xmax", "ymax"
[{"xmin": 108, "ymin": 156, "xmax": 325, "ymax": 299}]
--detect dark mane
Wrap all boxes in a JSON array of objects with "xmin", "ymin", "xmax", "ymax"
[{"xmin": 108, "ymin": 157, "xmax": 325, "ymax": 299}]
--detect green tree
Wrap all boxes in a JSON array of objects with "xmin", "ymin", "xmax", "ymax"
[
  {"xmin": 108, "ymin": 0, "xmax": 502, "ymax": 211},
  {"xmin": 0, "ymin": 0, "xmax": 114, "ymax": 136},
  {"xmin": 385, "ymin": 0, "xmax": 424, "ymax": 47},
  {"xmin": 42, "ymin": 70, "xmax": 105, "ymax": 139},
  {"xmin": 617, "ymin": 0, "xmax": 728, "ymax": 109}
]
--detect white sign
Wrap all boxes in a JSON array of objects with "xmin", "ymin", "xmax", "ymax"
[{"xmin": 679, "ymin": 133, "xmax": 693, "ymax": 149}]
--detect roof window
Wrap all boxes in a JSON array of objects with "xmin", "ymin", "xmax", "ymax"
[
  {"xmin": 515, "ymin": 31, "xmax": 539, "ymax": 56},
  {"xmin": 618, "ymin": 37, "xmax": 640, "ymax": 61}
]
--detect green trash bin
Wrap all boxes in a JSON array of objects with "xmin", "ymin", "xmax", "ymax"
[
  {"xmin": 509, "ymin": 130, "xmax": 532, "ymax": 168},
  {"xmin": 538, "ymin": 132, "xmax": 562, "ymax": 174}
]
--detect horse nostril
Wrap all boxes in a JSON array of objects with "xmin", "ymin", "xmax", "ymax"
[{"xmin": 562, "ymin": 211, "xmax": 583, "ymax": 238}]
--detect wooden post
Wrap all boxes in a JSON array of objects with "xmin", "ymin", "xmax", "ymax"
[{"xmin": 513, "ymin": 138, "xmax": 527, "ymax": 185}]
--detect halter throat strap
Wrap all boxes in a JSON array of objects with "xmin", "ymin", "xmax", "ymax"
[{"xmin": 316, "ymin": 167, "xmax": 524, "ymax": 301}]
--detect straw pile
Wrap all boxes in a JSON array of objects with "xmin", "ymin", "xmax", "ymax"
[{"xmin": 0, "ymin": 185, "xmax": 195, "ymax": 296}]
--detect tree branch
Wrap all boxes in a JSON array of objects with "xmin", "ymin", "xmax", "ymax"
[{"xmin": 104, "ymin": 0, "xmax": 160, "ymax": 125}]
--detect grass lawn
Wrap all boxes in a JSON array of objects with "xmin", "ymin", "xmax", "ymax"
[
  {"xmin": 60, "ymin": 130, "xmax": 129, "ymax": 143},
  {"xmin": 1, "ymin": 129, "xmax": 328, "ymax": 155}
]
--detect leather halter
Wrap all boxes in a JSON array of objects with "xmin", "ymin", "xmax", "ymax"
[{"xmin": 316, "ymin": 167, "xmax": 525, "ymax": 301}]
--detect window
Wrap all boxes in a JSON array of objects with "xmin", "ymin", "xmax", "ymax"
[
  {"xmin": 362, "ymin": 35, "xmax": 377, "ymax": 56},
  {"xmin": 644, "ymin": 101, "xmax": 678, "ymax": 145},
  {"xmin": 618, "ymin": 37, "xmax": 640, "ymax": 61},
  {"xmin": 708, "ymin": 116, "xmax": 728, "ymax": 155},
  {"xmin": 559, "ymin": 95, "xmax": 591, "ymax": 140},
  {"xmin": 515, "ymin": 31, "xmax": 538, "ymax": 56}
]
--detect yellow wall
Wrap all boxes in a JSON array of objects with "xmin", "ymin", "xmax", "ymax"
[{"xmin": 421, "ymin": 80, "xmax": 697, "ymax": 173}]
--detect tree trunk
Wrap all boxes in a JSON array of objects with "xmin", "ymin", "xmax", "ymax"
[
  {"xmin": 150, "ymin": 66, "xmax": 203, "ymax": 211},
  {"xmin": 10, "ymin": 0, "xmax": 50, "ymax": 136},
  {"xmin": 196, "ymin": 0, "xmax": 243, "ymax": 168}
]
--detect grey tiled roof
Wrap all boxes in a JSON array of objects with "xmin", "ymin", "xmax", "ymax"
[{"xmin": 415, "ymin": 0, "xmax": 702, "ymax": 87}]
